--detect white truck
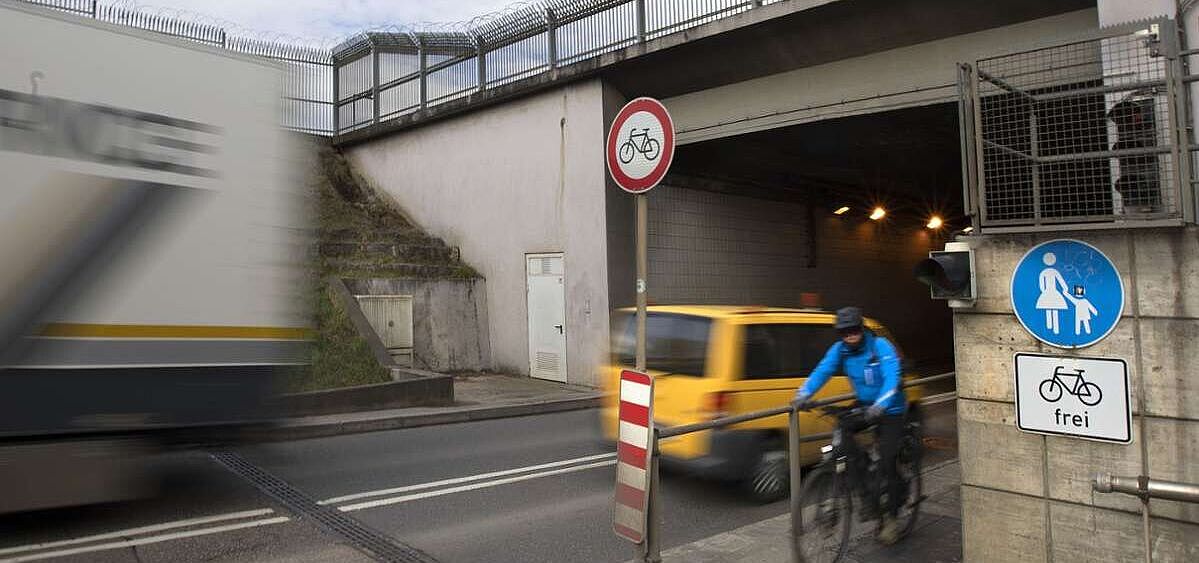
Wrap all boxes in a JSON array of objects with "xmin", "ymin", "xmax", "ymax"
[{"xmin": 0, "ymin": 0, "xmax": 309, "ymax": 512}]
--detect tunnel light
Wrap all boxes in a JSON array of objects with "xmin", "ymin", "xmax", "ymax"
[
  {"xmin": 869, "ymin": 207, "xmax": 886, "ymax": 221},
  {"xmin": 926, "ymin": 216, "xmax": 944, "ymax": 229},
  {"xmin": 833, "ymin": 206, "xmax": 851, "ymax": 215}
]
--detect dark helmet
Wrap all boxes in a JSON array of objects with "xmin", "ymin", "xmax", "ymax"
[{"xmin": 834, "ymin": 306, "xmax": 864, "ymax": 330}]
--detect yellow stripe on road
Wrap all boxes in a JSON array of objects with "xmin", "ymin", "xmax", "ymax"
[{"xmin": 38, "ymin": 323, "xmax": 311, "ymax": 340}]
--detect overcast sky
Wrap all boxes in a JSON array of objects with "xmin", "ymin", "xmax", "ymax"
[{"xmin": 123, "ymin": 1, "xmax": 527, "ymax": 43}]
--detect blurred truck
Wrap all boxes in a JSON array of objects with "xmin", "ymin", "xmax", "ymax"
[{"xmin": 0, "ymin": 0, "xmax": 309, "ymax": 512}]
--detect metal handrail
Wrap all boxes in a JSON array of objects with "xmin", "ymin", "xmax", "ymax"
[
  {"xmin": 1093, "ymin": 473, "xmax": 1199, "ymax": 504},
  {"xmin": 658, "ymin": 371, "xmax": 956, "ymax": 438},
  {"xmin": 635, "ymin": 371, "xmax": 955, "ymax": 563}
]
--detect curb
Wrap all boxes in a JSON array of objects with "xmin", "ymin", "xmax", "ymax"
[{"xmin": 251, "ymin": 395, "xmax": 603, "ymax": 442}]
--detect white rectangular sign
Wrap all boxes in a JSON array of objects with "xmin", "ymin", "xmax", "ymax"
[{"xmin": 1014, "ymin": 353, "xmax": 1131, "ymax": 443}]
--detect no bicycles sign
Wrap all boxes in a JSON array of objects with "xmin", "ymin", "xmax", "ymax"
[
  {"xmin": 606, "ymin": 97, "xmax": 675, "ymax": 194},
  {"xmin": 1014, "ymin": 353, "xmax": 1131, "ymax": 443}
]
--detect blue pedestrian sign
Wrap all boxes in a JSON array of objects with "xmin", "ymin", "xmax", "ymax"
[{"xmin": 1010, "ymin": 239, "xmax": 1124, "ymax": 349}]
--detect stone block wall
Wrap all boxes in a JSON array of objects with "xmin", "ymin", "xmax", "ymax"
[{"xmin": 956, "ymin": 227, "xmax": 1199, "ymax": 562}]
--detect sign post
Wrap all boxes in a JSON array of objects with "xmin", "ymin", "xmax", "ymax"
[{"xmin": 607, "ymin": 97, "xmax": 674, "ymax": 561}]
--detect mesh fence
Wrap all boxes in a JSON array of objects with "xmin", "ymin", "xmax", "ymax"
[{"xmin": 965, "ymin": 20, "xmax": 1187, "ymax": 229}]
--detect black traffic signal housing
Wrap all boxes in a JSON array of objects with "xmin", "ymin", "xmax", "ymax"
[{"xmin": 914, "ymin": 243, "xmax": 975, "ymax": 305}]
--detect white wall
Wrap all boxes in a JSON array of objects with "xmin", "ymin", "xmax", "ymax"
[
  {"xmin": 664, "ymin": 8, "xmax": 1099, "ymax": 144},
  {"xmin": 347, "ymin": 80, "xmax": 611, "ymax": 387}
]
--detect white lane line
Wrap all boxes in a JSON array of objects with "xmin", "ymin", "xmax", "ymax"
[
  {"xmin": 338, "ymin": 459, "xmax": 617, "ymax": 512},
  {"xmin": 920, "ymin": 392, "xmax": 958, "ymax": 406},
  {"xmin": 0, "ymin": 508, "xmax": 276, "ymax": 556},
  {"xmin": 319, "ymin": 452, "xmax": 617, "ymax": 505},
  {"xmin": 0, "ymin": 516, "xmax": 291, "ymax": 563}
]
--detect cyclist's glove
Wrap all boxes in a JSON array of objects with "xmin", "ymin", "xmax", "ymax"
[
  {"xmin": 792, "ymin": 390, "xmax": 812, "ymax": 411},
  {"xmin": 866, "ymin": 402, "xmax": 886, "ymax": 421}
]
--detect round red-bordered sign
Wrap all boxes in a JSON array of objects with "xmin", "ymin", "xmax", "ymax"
[{"xmin": 606, "ymin": 97, "xmax": 675, "ymax": 194}]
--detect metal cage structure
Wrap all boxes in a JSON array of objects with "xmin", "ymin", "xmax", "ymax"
[{"xmin": 959, "ymin": 18, "xmax": 1196, "ymax": 232}]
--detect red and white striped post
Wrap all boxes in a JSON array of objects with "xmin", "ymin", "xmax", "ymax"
[{"xmin": 613, "ymin": 369, "xmax": 654, "ymax": 546}]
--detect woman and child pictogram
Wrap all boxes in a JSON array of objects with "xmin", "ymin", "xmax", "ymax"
[{"xmin": 1036, "ymin": 252, "xmax": 1100, "ymax": 335}]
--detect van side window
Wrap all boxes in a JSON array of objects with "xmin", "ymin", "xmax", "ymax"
[
  {"xmin": 741, "ymin": 324, "xmax": 838, "ymax": 380},
  {"xmin": 615, "ymin": 313, "xmax": 711, "ymax": 376}
]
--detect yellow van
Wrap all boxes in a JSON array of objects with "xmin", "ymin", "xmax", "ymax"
[{"xmin": 600, "ymin": 305, "xmax": 922, "ymax": 502}]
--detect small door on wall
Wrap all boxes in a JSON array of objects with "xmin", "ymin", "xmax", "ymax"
[{"xmin": 526, "ymin": 253, "xmax": 567, "ymax": 382}]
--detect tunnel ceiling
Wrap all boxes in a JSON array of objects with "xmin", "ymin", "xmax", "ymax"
[{"xmin": 669, "ymin": 102, "xmax": 963, "ymax": 213}]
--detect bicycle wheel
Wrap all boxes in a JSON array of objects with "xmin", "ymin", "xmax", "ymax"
[
  {"xmin": 1077, "ymin": 382, "xmax": 1103, "ymax": 406},
  {"xmin": 644, "ymin": 138, "xmax": 661, "ymax": 161},
  {"xmin": 796, "ymin": 466, "xmax": 852, "ymax": 563},
  {"xmin": 1039, "ymin": 379, "xmax": 1063, "ymax": 402},
  {"xmin": 618, "ymin": 141, "xmax": 636, "ymax": 164},
  {"xmin": 892, "ymin": 426, "xmax": 924, "ymax": 538}
]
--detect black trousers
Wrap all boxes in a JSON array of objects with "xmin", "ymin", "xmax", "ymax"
[{"xmin": 841, "ymin": 412, "xmax": 906, "ymax": 516}]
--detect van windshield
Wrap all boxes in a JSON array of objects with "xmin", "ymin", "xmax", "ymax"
[{"xmin": 614, "ymin": 313, "xmax": 711, "ymax": 376}]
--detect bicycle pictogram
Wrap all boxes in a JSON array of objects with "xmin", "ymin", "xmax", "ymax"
[
  {"xmin": 1039, "ymin": 366, "xmax": 1103, "ymax": 406},
  {"xmin": 618, "ymin": 128, "xmax": 661, "ymax": 164}
]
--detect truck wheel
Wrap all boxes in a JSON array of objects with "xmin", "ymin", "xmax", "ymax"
[{"xmin": 744, "ymin": 450, "xmax": 789, "ymax": 503}]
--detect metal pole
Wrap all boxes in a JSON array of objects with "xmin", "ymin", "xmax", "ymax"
[
  {"xmin": 638, "ymin": 428, "xmax": 662, "ymax": 563},
  {"xmin": 332, "ymin": 59, "xmax": 341, "ymax": 135},
  {"xmin": 545, "ymin": 8, "xmax": 558, "ymax": 70},
  {"xmin": 1030, "ymin": 109, "xmax": 1042, "ymax": 223},
  {"xmin": 789, "ymin": 407, "xmax": 802, "ymax": 563},
  {"xmin": 418, "ymin": 40, "xmax": 428, "ymax": 110},
  {"xmin": 635, "ymin": 194, "xmax": 648, "ymax": 372},
  {"xmin": 371, "ymin": 43, "xmax": 380, "ymax": 126},
  {"xmin": 1095, "ymin": 473, "xmax": 1199, "ymax": 504},
  {"xmin": 635, "ymin": 0, "xmax": 647, "ymax": 43}
]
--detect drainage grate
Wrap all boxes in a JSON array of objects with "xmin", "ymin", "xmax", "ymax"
[{"xmin": 210, "ymin": 451, "xmax": 438, "ymax": 563}]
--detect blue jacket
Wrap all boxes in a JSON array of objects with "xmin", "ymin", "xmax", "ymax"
[{"xmin": 798, "ymin": 331, "xmax": 906, "ymax": 415}]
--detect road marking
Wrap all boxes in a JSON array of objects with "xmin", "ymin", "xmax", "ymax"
[
  {"xmin": 0, "ymin": 516, "xmax": 291, "ymax": 563},
  {"xmin": 0, "ymin": 508, "xmax": 276, "ymax": 556},
  {"xmin": 319, "ymin": 452, "xmax": 617, "ymax": 505},
  {"xmin": 338, "ymin": 459, "xmax": 617, "ymax": 512}
]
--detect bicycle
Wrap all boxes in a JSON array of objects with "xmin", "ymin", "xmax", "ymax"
[
  {"xmin": 618, "ymin": 128, "xmax": 661, "ymax": 164},
  {"xmin": 796, "ymin": 404, "xmax": 924, "ymax": 563},
  {"xmin": 1039, "ymin": 366, "xmax": 1102, "ymax": 406}
]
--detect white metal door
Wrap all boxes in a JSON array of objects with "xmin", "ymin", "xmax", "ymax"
[
  {"xmin": 355, "ymin": 295, "xmax": 414, "ymax": 367},
  {"xmin": 526, "ymin": 253, "xmax": 566, "ymax": 382}
]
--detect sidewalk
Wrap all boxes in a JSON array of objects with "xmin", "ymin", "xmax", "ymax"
[
  {"xmin": 658, "ymin": 459, "xmax": 963, "ymax": 563},
  {"xmin": 257, "ymin": 373, "xmax": 603, "ymax": 441}
]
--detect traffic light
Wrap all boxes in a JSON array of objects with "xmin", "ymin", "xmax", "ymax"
[
  {"xmin": 1106, "ymin": 91, "xmax": 1161, "ymax": 212},
  {"xmin": 915, "ymin": 241, "xmax": 976, "ymax": 307}
]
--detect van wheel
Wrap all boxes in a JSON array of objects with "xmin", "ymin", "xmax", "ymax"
[{"xmin": 744, "ymin": 450, "xmax": 789, "ymax": 503}]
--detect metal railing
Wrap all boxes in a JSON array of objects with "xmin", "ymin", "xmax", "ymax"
[
  {"xmin": 959, "ymin": 18, "xmax": 1196, "ymax": 232},
  {"xmin": 18, "ymin": 0, "xmax": 796, "ymax": 138},
  {"xmin": 634, "ymin": 372, "xmax": 955, "ymax": 563},
  {"xmin": 329, "ymin": 0, "xmax": 790, "ymax": 136}
]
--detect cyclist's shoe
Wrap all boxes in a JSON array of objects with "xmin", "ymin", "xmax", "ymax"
[{"xmin": 877, "ymin": 515, "xmax": 900, "ymax": 545}]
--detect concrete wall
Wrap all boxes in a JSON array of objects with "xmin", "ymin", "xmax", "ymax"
[
  {"xmin": 956, "ymin": 228, "xmax": 1199, "ymax": 562},
  {"xmin": 642, "ymin": 185, "xmax": 953, "ymax": 365},
  {"xmin": 663, "ymin": 8, "xmax": 1099, "ymax": 144},
  {"xmin": 343, "ymin": 278, "xmax": 490, "ymax": 373},
  {"xmin": 346, "ymin": 80, "xmax": 611, "ymax": 386}
]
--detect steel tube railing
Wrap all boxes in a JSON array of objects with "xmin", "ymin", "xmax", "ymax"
[
  {"xmin": 637, "ymin": 371, "xmax": 955, "ymax": 563},
  {"xmin": 1093, "ymin": 473, "xmax": 1199, "ymax": 504}
]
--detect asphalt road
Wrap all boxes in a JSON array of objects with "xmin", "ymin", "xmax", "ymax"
[{"xmin": 0, "ymin": 400, "xmax": 958, "ymax": 562}]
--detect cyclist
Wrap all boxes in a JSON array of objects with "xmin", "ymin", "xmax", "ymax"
[{"xmin": 791, "ymin": 306, "xmax": 907, "ymax": 545}]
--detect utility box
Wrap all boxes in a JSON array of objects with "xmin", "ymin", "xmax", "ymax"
[{"xmin": 355, "ymin": 295, "xmax": 414, "ymax": 367}]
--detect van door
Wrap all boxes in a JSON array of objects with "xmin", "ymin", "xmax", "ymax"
[{"xmin": 724, "ymin": 320, "xmax": 853, "ymax": 463}]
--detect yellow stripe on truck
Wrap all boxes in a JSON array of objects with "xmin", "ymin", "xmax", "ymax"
[{"xmin": 39, "ymin": 323, "xmax": 312, "ymax": 340}]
